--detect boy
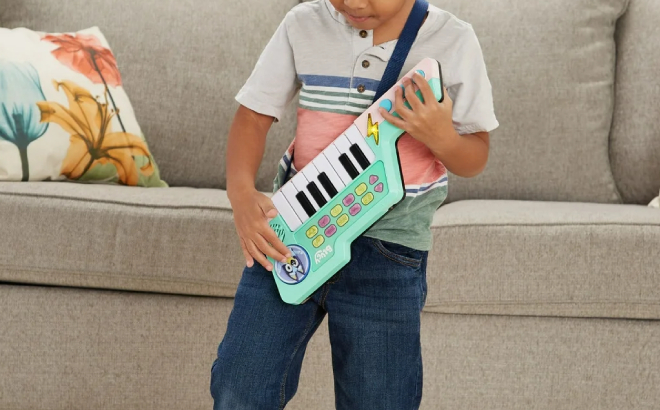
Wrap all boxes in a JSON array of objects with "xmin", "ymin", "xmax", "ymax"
[{"xmin": 211, "ymin": 0, "xmax": 498, "ymax": 408}]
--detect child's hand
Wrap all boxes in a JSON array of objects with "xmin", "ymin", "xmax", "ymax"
[
  {"xmin": 378, "ymin": 72, "xmax": 456, "ymax": 146},
  {"xmin": 229, "ymin": 188, "xmax": 291, "ymax": 271}
]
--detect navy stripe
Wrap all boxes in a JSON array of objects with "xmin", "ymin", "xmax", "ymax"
[
  {"xmin": 405, "ymin": 177, "xmax": 448, "ymax": 194},
  {"xmin": 298, "ymin": 75, "xmax": 380, "ymax": 92}
]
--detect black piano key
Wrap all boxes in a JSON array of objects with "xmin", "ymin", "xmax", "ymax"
[
  {"xmin": 339, "ymin": 153, "xmax": 359, "ymax": 179},
  {"xmin": 349, "ymin": 144, "xmax": 371, "ymax": 170},
  {"xmin": 318, "ymin": 172, "xmax": 339, "ymax": 197},
  {"xmin": 307, "ymin": 182, "xmax": 328, "ymax": 208},
  {"xmin": 295, "ymin": 191, "xmax": 316, "ymax": 217}
]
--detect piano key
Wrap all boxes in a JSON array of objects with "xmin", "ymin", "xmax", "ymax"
[
  {"xmin": 333, "ymin": 135, "xmax": 363, "ymax": 175},
  {"xmin": 301, "ymin": 164, "xmax": 330, "ymax": 202},
  {"xmin": 349, "ymin": 144, "xmax": 370, "ymax": 170},
  {"xmin": 281, "ymin": 183, "xmax": 310, "ymax": 223},
  {"xmin": 291, "ymin": 172, "xmax": 320, "ymax": 212},
  {"xmin": 318, "ymin": 173, "xmax": 338, "ymax": 197},
  {"xmin": 339, "ymin": 153, "xmax": 360, "ymax": 179},
  {"xmin": 312, "ymin": 155, "xmax": 345, "ymax": 195},
  {"xmin": 306, "ymin": 181, "xmax": 327, "ymax": 208},
  {"xmin": 344, "ymin": 124, "xmax": 376, "ymax": 163},
  {"xmin": 295, "ymin": 191, "xmax": 316, "ymax": 217},
  {"xmin": 271, "ymin": 191, "xmax": 302, "ymax": 231},
  {"xmin": 322, "ymin": 145, "xmax": 353, "ymax": 185}
]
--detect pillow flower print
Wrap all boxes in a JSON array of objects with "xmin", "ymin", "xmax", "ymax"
[{"xmin": 0, "ymin": 27, "xmax": 166, "ymax": 187}]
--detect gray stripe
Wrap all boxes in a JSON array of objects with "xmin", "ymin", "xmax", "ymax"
[{"xmin": 301, "ymin": 88, "xmax": 374, "ymax": 100}]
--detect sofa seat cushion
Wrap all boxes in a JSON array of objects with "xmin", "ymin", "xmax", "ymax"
[
  {"xmin": 0, "ymin": 182, "xmax": 246, "ymax": 297},
  {"xmin": 427, "ymin": 200, "xmax": 660, "ymax": 319},
  {"xmin": 2, "ymin": 183, "xmax": 659, "ymax": 320}
]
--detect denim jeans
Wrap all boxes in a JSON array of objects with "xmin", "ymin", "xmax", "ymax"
[{"xmin": 210, "ymin": 235, "xmax": 428, "ymax": 410}]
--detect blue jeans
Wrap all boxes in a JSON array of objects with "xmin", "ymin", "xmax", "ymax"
[{"xmin": 210, "ymin": 235, "xmax": 428, "ymax": 410}]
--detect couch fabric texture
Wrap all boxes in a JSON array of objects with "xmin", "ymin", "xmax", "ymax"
[{"xmin": 2, "ymin": 0, "xmax": 660, "ymax": 409}]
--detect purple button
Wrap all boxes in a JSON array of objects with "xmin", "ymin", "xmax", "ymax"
[
  {"xmin": 369, "ymin": 175, "xmax": 379, "ymax": 185},
  {"xmin": 318, "ymin": 215, "xmax": 330, "ymax": 228},
  {"xmin": 374, "ymin": 183, "xmax": 384, "ymax": 193},
  {"xmin": 343, "ymin": 194, "xmax": 355, "ymax": 206},
  {"xmin": 349, "ymin": 203, "xmax": 362, "ymax": 216},
  {"xmin": 325, "ymin": 225, "xmax": 337, "ymax": 237}
]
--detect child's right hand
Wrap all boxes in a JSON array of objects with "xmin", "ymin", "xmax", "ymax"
[{"xmin": 229, "ymin": 188, "xmax": 291, "ymax": 271}]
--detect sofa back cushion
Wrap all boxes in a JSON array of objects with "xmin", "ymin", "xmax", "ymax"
[
  {"xmin": 610, "ymin": 0, "xmax": 660, "ymax": 205},
  {"xmin": 0, "ymin": 0, "xmax": 298, "ymax": 190},
  {"xmin": 432, "ymin": 0, "xmax": 627, "ymax": 203}
]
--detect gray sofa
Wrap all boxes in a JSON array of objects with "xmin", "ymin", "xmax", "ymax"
[{"xmin": 2, "ymin": 0, "xmax": 660, "ymax": 409}]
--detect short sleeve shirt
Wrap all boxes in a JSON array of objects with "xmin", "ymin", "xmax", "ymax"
[{"xmin": 236, "ymin": 0, "xmax": 499, "ymax": 250}]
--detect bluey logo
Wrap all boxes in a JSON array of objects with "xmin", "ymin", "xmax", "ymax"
[{"xmin": 314, "ymin": 245, "xmax": 333, "ymax": 264}]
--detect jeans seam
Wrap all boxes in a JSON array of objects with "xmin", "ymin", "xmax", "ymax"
[
  {"xmin": 370, "ymin": 238, "xmax": 422, "ymax": 268},
  {"xmin": 278, "ymin": 304, "xmax": 321, "ymax": 410}
]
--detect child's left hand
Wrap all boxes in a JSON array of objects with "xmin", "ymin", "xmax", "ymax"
[{"xmin": 378, "ymin": 72, "xmax": 456, "ymax": 146}]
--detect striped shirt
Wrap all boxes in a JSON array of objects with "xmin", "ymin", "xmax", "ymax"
[{"xmin": 236, "ymin": 0, "xmax": 499, "ymax": 250}]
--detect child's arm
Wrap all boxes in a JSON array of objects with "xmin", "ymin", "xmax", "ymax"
[{"xmin": 226, "ymin": 105, "xmax": 291, "ymax": 272}]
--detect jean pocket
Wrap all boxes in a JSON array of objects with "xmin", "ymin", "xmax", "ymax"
[{"xmin": 369, "ymin": 238, "xmax": 424, "ymax": 268}]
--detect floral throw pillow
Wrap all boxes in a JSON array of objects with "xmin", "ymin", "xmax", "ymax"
[{"xmin": 0, "ymin": 26, "xmax": 166, "ymax": 187}]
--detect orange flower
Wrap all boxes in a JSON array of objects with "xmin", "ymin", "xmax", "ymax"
[
  {"xmin": 43, "ymin": 33, "xmax": 122, "ymax": 87},
  {"xmin": 37, "ymin": 80, "xmax": 153, "ymax": 186}
]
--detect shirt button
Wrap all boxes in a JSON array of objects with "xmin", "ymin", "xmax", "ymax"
[
  {"xmin": 357, "ymin": 84, "xmax": 366, "ymax": 93},
  {"xmin": 359, "ymin": 30, "xmax": 368, "ymax": 38},
  {"xmin": 362, "ymin": 60, "xmax": 370, "ymax": 68}
]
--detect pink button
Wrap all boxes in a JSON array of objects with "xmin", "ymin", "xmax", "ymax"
[
  {"xmin": 349, "ymin": 203, "xmax": 362, "ymax": 216},
  {"xmin": 318, "ymin": 215, "xmax": 330, "ymax": 228},
  {"xmin": 343, "ymin": 194, "xmax": 355, "ymax": 206},
  {"xmin": 325, "ymin": 225, "xmax": 337, "ymax": 237},
  {"xmin": 374, "ymin": 183, "xmax": 384, "ymax": 193},
  {"xmin": 369, "ymin": 175, "xmax": 379, "ymax": 185}
]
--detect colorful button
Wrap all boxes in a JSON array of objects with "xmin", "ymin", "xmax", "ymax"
[
  {"xmin": 416, "ymin": 69, "xmax": 425, "ymax": 78},
  {"xmin": 349, "ymin": 203, "xmax": 362, "ymax": 216},
  {"xmin": 362, "ymin": 192, "xmax": 374, "ymax": 205},
  {"xmin": 312, "ymin": 235, "xmax": 325, "ymax": 248},
  {"xmin": 343, "ymin": 194, "xmax": 355, "ymax": 206},
  {"xmin": 306, "ymin": 226, "xmax": 318, "ymax": 238},
  {"xmin": 337, "ymin": 214, "xmax": 349, "ymax": 227},
  {"xmin": 379, "ymin": 99, "xmax": 393, "ymax": 112},
  {"xmin": 318, "ymin": 215, "xmax": 330, "ymax": 228},
  {"xmin": 374, "ymin": 183, "xmax": 384, "ymax": 193},
  {"xmin": 325, "ymin": 225, "xmax": 337, "ymax": 237},
  {"xmin": 369, "ymin": 175, "xmax": 379, "ymax": 185},
  {"xmin": 331, "ymin": 205, "xmax": 343, "ymax": 217},
  {"xmin": 355, "ymin": 183, "xmax": 367, "ymax": 196}
]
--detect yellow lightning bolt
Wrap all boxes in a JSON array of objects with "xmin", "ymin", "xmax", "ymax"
[{"xmin": 367, "ymin": 113, "xmax": 379, "ymax": 145}]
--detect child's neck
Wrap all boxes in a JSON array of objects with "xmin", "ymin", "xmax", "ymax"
[{"xmin": 372, "ymin": 0, "xmax": 422, "ymax": 46}]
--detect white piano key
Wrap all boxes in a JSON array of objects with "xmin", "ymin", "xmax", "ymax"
[
  {"xmin": 344, "ymin": 124, "xmax": 376, "ymax": 163},
  {"xmin": 313, "ymin": 154, "xmax": 346, "ymax": 194},
  {"xmin": 301, "ymin": 164, "xmax": 330, "ymax": 202},
  {"xmin": 333, "ymin": 135, "xmax": 362, "ymax": 174},
  {"xmin": 281, "ymin": 182, "xmax": 310, "ymax": 224},
  {"xmin": 271, "ymin": 190, "xmax": 302, "ymax": 231},
  {"xmin": 322, "ymin": 144, "xmax": 353, "ymax": 185}
]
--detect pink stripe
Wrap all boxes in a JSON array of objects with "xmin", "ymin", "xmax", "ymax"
[{"xmin": 292, "ymin": 108, "xmax": 446, "ymax": 186}]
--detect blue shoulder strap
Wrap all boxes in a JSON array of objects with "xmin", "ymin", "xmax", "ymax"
[{"xmin": 372, "ymin": 0, "xmax": 429, "ymax": 102}]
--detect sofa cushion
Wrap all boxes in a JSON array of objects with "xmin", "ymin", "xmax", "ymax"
[
  {"xmin": 0, "ymin": 26, "xmax": 166, "ymax": 187},
  {"xmin": 427, "ymin": 199, "xmax": 660, "ymax": 319},
  {"xmin": 0, "ymin": 0, "xmax": 299, "ymax": 190},
  {"xmin": 610, "ymin": 0, "xmax": 660, "ymax": 205},
  {"xmin": 1, "ymin": 182, "xmax": 658, "ymax": 319},
  {"xmin": 0, "ymin": 182, "xmax": 246, "ymax": 297},
  {"xmin": 430, "ymin": 0, "xmax": 627, "ymax": 204}
]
